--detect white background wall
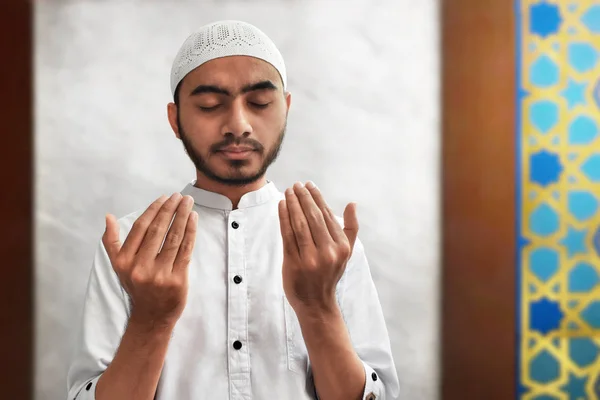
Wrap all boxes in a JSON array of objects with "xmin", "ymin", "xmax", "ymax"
[{"xmin": 34, "ymin": 1, "xmax": 440, "ymax": 399}]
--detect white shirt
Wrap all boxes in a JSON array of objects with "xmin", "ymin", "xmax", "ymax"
[{"xmin": 67, "ymin": 180, "xmax": 400, "ymax": 400}]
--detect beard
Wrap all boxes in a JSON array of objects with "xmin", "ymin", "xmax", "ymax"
[{"xmin": 177, "ymin": 114, "xmax": 286, "ymax": 187}]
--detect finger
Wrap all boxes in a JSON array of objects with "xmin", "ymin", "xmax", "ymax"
[
  {"xmin": 102, "ymin": 213, "xmax": 122, "ymax": 263},
  {"xmin": 120, "ymin": 194, "xmax": 169, "ymax": 256},
  {"xmin": 294, "ymin": 182, "xmax": 332, "ymax": 245},
  {"xmin": 304, "ymin": 181, "xmax": 344, "ymax": 243},
  {"xmin": 343, "ymin": 202, "xmax": 359, "ymax": 251},
  {"xmin": 138, "ymin": 193, "xmax": 184, "ymax": 261},
  {"xmin": 173, "ymin": 211, "xmax": 198, "ymax": 273},
  {"xmin": 156, "ymin": 195, "xmax": 195, "ymax": 264},
  {"xmin": 285, "ymin": 186, "xmax": 315, "ymax": 249},
  {"xmin": 278, "ymin": 199, "xmax": 299, "ymax": 256}
]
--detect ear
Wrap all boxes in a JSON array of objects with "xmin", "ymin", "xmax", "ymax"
[
  {"xmin": 167, "ymin": 102, "xmax": 181, "ymax": 139},
  {"xmin": 284, "ymin": 91, "xmax": 292, "ymax": 112}
]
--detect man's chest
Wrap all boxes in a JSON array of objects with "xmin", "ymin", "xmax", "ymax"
[{"xmin": 170, "ymin": 212, "xmax": 289, "ymax": 344}]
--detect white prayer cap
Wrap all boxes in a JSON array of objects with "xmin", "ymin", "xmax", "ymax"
[{"xmin": 170, "ymin": 20, "xmax": 287, "ymax": 97}]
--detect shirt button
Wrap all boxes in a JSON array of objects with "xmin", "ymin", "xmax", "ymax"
[
  {"xmin": 371, "ymin": 372, "xmax": 378, "ymax": 381},
  {"xmin": 231, "ymin": 221, "xmax": 239, "ymax": 229},
  {"xmin": 233, "ymin": 340, "xmax": 243, "ymax": 350},
  {"xmin": 233, "ymin": 275, "xmax": 243, "ymax": 284}
]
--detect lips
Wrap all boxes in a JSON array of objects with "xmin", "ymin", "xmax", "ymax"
[{"xmin": 218, "ymin": 146, "xmax": 255, "ymax": 153}]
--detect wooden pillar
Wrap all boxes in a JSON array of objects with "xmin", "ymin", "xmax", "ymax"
[
  {"xmin": 0, "ymin": 1, "xmax": 33, "ymax": 399},
  {"xmin": 441, "ymin": 0, "xmax": 516, "ymax": 399}
]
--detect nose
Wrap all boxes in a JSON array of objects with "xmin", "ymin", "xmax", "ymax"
[{"xmin": 222, "ymin": 99, "xmax": 253, "ymax": 138}]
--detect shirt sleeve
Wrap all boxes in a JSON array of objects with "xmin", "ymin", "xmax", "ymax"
[
  {"xmin": 338, "ymin": 237, "xmax": 401, "ymax": 400},
  {"xmin": 66, "ymin": 227, "xmax": 131, "ymax": 400}
]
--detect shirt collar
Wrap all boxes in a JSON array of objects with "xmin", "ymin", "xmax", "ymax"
[{"xmin": 180, "ymin": 179, "xmax": 281, "ymax": 211}]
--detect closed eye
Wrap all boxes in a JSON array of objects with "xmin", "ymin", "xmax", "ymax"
[
  {"xmin": 198, "ymin": 105, "xmax": 221, "ymax": 112},
  {"xmin": 250, "ymin": 102, "xmax": 271, "ymax": 109}
]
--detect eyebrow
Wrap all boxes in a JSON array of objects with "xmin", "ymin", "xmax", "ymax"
[{"xmin": 189, "ymin": 80, "xmax": 278, "ymax": 97}]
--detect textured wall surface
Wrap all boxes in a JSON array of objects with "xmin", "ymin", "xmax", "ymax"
[
  {"xmin": 517, "ymin": 1, "xmax": 600, "ymax": 398},
  {"xmin": 34, "ymin": 1, "xmax": 440, "ymax": 399}
]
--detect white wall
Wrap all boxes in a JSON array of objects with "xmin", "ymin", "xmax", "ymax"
[{"xmin": 35, "ymin": 1, "xmax": 440, "ymax": 399}]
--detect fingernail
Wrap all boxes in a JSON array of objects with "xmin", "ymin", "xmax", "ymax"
[
  {"xmin": 305, "ymin": 181, "xmax": 315, "ymax": 189},
  {"xmin": 171, "ymin": 192, "xmax": 182, "ymax": 200},
  {"xmin": 285, "ymin": 188, "xmax": 293, "ymax": 195}
]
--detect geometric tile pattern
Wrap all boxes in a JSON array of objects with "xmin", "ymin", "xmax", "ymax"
[{"xmin": 518, "ymin": 1, "xmax": 600, "ymax": 398}]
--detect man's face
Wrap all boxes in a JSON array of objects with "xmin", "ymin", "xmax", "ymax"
[{"xmin": 169, "ymin": 56, "xmax": 291, "ymax": 187}]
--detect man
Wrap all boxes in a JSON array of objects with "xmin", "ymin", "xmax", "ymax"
[{"xmin": 67, "ymin": 20, "xmax": 399, "ymax": 400}]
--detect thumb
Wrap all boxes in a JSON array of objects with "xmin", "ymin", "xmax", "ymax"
[
  {"xmin": 102, "ymin": 213, "xmax": 122, "ymax": 262},
  {"xmin": 342, "ymin": 202, "xmax": 359, "ymax": 251}
]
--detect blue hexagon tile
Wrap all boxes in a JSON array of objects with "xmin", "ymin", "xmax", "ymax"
[
  {"xmin": 529, "ymin": 247, "xmax": 559, "ymax": 282},
  {"xmin": 568, "ymin": 338, "xmax": 599, "ymax": 368},
  {"xmin": 529, "ymin": 100, "xmax": 559, "ymax": 134},
  {"xmin": 568, "ymin": 43, "xmax": 599, "ymax": 73},
  {"xmin": 568, "ymin": 262, "xmax": 600, "ymax": 292},
  {"xmin": 531, "ymin": 395, "xmax": 559, "ymax": 400},
  {"xmin": 567, "ymin": 191, "xmax": 598, "ymax": 221},
  {"xmin": 529, "ymin": 204, "xmax": 560, "ymax": 237},
  {"xmin": 530, "ymin": 56, "xmax": 560, "ymax": 88},
  {"xmin": 530, "ymin": 349, "xmax": 561, "ymax": 383},
  {"xmin": 568, "ymin": 115, "xmax": 598, "ymax": 145}
]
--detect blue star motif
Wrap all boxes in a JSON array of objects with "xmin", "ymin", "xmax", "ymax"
[
  {"xmin": 561, "ymin": 373, "xmax": 587, "ymax": 398},
  {"xmin": 517, "ymin": 382, "xmax": 530, "ymax": 397},
  {"xmin": 518, "ymin": 87, "xmax": 530, "ymax": 99},
  {"xmin": 593, "ymin": 226, "xmax": 600, "ymax": 257},
  {"xmin": 581, "ymin": 301, "xmax": 600, "ymax": 329},
  {"xmin": 530, "ymin": 150, "xmax": 563, "ymax": 187},
  {"xmin": 582, "ymin": 5, "xmax": 600, "ymax": 34},
  {"xmin": 594, "ymin": 78, "xmax": 600, "ymax": 110},
  {"xmin": 561, "ymin": 226, "xmax": 588, "ymax": 257},
  {"xmin": 581, "ymin": 154, "xmax": 600, "ymax": 182},
  {"xmin": 561, "ymin": 79, "xmax": 587, "ymax": 109},
  {"xmin": 530, "ymin": 297, "xmax": 564, "ymax": 335},
  {"xmin": 518, "ymin": 235, "xmax": 531, "ymax": 249},
  {"xmin": 594, "ymin": 373, "xmax": 600, "ymax": 397},
  {"xmin": 530, "ymin": 2, "xmax": 563, "ymax": 38}
]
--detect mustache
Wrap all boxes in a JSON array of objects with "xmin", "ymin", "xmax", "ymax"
[{"xmin": 211, "ymin": 138, "xmax": 264, "ymax": 153}]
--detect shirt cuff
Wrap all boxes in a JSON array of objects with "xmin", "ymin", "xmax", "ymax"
[
  {"xmin": 361, "ymin": 361, "xmax": 384, "ymax": 400},
  {"xmin": 74, "ymin": 376, "xmax": 100, "ymax": 400}
]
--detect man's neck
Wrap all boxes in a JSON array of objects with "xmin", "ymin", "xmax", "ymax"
[{"xmin": 193, "ymin": 173, "xmax": 268, "ymax": 210}]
